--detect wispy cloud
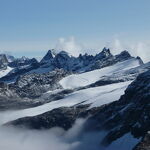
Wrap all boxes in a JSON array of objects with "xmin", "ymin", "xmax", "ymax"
[
  {"xmin": 0, "ymin": 119, "xmax": 104, "ymax": 150},
  {"xmin": 54, "ymin": 37, "xmax": 150, "ymax": 62},
  {"xmin": 108, "ymin": 38, "xmax": 150, "ymax": 63},
  {"xmin": 55, "ymin": 37, "xmax": 84, "ymax": 56},
  {"xmin": 0, "ymin": 37, "xmax": 149, "ymax": 62}
]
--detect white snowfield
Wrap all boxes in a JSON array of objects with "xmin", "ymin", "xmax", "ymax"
[
  {"xmin": 0, "ymin": 67, "xmax": 13, "ymax": 78},
  {"xmin": 59, "ymin": 58, "xmax": 140, "ymax": 89},
  {"xmin": 0, "ymin": 81, "xmax": 131, "ymax": 125}
]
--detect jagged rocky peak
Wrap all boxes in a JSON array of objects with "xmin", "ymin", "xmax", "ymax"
[
  {"xmin": 41, "ymin": 49, "xmax": 56, "ymax": 62},
  {"xmin": 37, "ymin": 47, "xmax": 144, "ymax": 73},
  {"xmin": 53, "ymin": 51, "xmax": 72, "ymax": 70},
  {"xmin": 115, "ymin": 50, "xmax": 144, "ymax": 65},
  {"xmin": 0, "ymin": 54, "xmax": 9, "ymax": 69},
  {"xmin": 8, "ymin": 56, "xmax": 38, "ymax": 68},
  {"xmin": 115, "ymin": 50, "xmax": 132, "ymax": 60},
  {"xmin": 95, "ymin": 47, "xmax": 113, "ymax": 60},
  {"xmin": 120, "ymin": 50, "xmax": 131, "ymax": 56},
  {"xmin": 93, "ymin": 69, "xmax": 150, "ymax": 146},
  {"xmin": 101, "ymin": 47, "xmax": 111, "ymax": 56},
  {"xmin": 47, "ymin": 49, "xmax": 57, "ymax": 57}
]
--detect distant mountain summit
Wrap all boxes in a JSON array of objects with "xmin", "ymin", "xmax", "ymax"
[
  {"xmin": 8, "ymin": 56, "xmax": 38, "ymax": 68},
  {"xmin": 0, "ymin": 54, "xmax": 8, "ymax": 69},
  {"xmin": 0, "ymin": 48, "xmax": 144, "ymax": 82},
  {"xmin": 95, "ymin": 47, "xmax": 112, "ymax": 60},
  {"xmin": 40, "ymin": 49, "xmax": 56, "ymax": 65},
  {"xmin": 38, "ymin": 47, "xmax": 143, "ymax": 73}
]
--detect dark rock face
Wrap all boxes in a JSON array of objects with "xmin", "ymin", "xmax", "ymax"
[
  {"xmin": 9, "ymin": 69, "xmax": 69, "ymax": 98},
  {"xmin": 95, "ymin": 47, "xmax": 112, "ymax": 60},
  {"xmin": 115, "ymin": 50, "xmax": 131, "ymax": 61},
  {"xmin": 0, "ymin": 56, "xmax": 39, "ymax": 82},
  {"xmin": 86, "ymin": 70, "xmax": 150, "ymax": 146},
  {"xmin": 0, "ymin": 61, "xmax": 40, "ymax": 82},
  {"xmin": 133, "ymin": 132, "xmax": 150, "ymax": 150},
  {"xmin": 8, "ymin": 105, "xmax": 88, "ymax": 130},
  {"xmin": 0, "ymin": 69, "xmax": 69, "ymax": 100},
  {"xmin": 0, "ymin": 96, "xmax": 41, "ymax": 110},
  {"xmin": 0, "ymin": 54, "xmax": 8, "ymax": 69},
  {"xmin": 8, "ymin": 105, "xmax": 101, "ymax": 130},
  {"xmin": 40, "ymin": 49, "xmax": 56, "ymax": 66}
]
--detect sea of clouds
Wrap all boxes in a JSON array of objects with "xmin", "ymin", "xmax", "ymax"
[{"xmin": 0, "ymin": 119, "xmax": 105, "ymax": 150}]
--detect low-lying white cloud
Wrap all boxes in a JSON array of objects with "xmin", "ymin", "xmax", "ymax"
[
  {"xmin": 0, "ymin": 119, "xmax": 104, "ymax": 150},
  {"xmin": 0, "ymin": 118, "xmax": 139, "ymax": 150},
  {"xmin": 0, "ymin": 119, "xmax": 82, "ymax": 150}
]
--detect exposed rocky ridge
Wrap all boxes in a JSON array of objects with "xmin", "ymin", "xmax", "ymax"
[
  {"xmin": 0, "ymin": 54, "xmax": 38, "ymax": 70},
  {"xmin": 2, "ymin": 69, "xmax": 69, "ymax": 99},
  {"xmin": 0, "ymin": 62, "xmax": 40, "ymax": 82},
  {"xmin": 133, "ymin": 132, "xmax": 150, "ymax": 150},
  {"xmin": 75, "ymin": 62, "xmax": 150, "ymax": 91},
  {"xmin": 8, "ymin": 69, "xmax": 150, "ymax": 150},
  {"xmin": 8, "ymin": 57, "xmax": 38, "ymax": 68},
  {"xmin": 0, "ymin": 48, "xmax": 143, "ymax": 84},
  {"xmin": 8, "ymin": 105, "xmax": 90, "ymax": 130},
  {"xmin": 0, "ymin": 82, "xmax": 43, "ymax": 110},
  {"xmin": 0, "ymin": 60, "xmax": 148, "ymax": 109},
  {"xmin": 0, "ymin": 48, "xmax": 143, "ymax": 100},
  {"xmin": 0, "ymin": 54, "xmax": 8, "ymax": 69},
  {"xmin": 0, "ymin": 55, "xmax": 39, "ymax": 82},
  {"xmin": 38, "ymin": 48, "xmax": 142, "ymax": 73}
]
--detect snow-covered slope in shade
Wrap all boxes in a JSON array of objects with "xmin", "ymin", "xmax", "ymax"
[
  {"xmin": 0, "ymin": 67, "xmax": 13, "ymax": 78},
  {"xmin": 0, "ymin": 81, "xmax": 131, "ymax": 125},
  {"xmin": 103, "ymin": 133, "xmax": 141, "ymax": 150},
  {"xmin": 59, "ymin": 58, "xmax": 141, "ymax": 89}
]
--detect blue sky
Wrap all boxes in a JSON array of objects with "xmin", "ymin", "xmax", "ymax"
[{"xmin": 0, "ymin": 0, "xmax": 150, "ymax": 61}]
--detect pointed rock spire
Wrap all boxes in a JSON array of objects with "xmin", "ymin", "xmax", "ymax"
[
  {"xmin": 40, "ymin": 49, "xmax": 56, "ymax": 64},
  {"xmin": 96, "ymin": 47, "xmax": 112, "ymax": 60}
]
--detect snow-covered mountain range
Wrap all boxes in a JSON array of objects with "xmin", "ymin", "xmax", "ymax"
[{"xmin": 0, "ymin": 47, "xmax": 149, "ymax": 150}]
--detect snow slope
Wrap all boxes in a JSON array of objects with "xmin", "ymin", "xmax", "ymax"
[
  {"xmin": 59, "ymin": 58, "xmax": 140, "ymax": 89},
  {"xmin": 0, "ymin": 81, "xmax": 131, "ymax": 125},
  {"xmin": 103, "ymin": 133, "xmax": 141, "ymax": 150},
  {"xmin": 0, "ymin": 67, "xmax": 13, "ymax": 78}
]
